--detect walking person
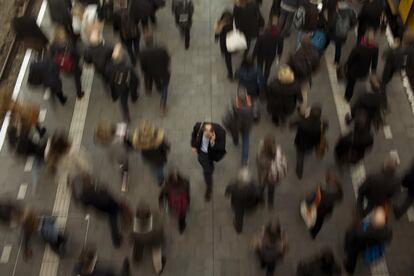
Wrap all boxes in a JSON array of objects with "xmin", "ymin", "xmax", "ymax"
[
  {"xmin": 172, "ymin": 0, "xmax": 194, "ymax": 49},
  {"xmin": 344, "ymin": 29, "xmax": 378, "ymax": 102},
  {"xmin": 295, "ymin": 0, "xmax": 321, "ymax": 50},
  {"xmin": 47, "ymin": 0, "xmax": 75, "ymax": 39},
  {"xmin": 253, "ymin": 16, "xmax": 284, "ymax": 82},
  {"xmin": 159, "ymin": 169, "xmax": 190, "ymax": 233},
  {"xmin": 49, "ymin": 26, "xmax": 84, "ymax": 99},
  {"xmin": 256, "ymin": 135, "xmax": 287, "ymax": 208},
  {"xmin": 132, "ymin": 120, "xmax": 170, "ymax": 186},
  {"xmin": 139, "ymin": 33, "xmax": 171, "ymax": 115},
  {"xmin": 225, "ymin": 168, "xmax": 264, "ymax": 233},
  {"xmin": 356, "ymin": 0, "xmax": 385, "ymax": 43},
  {"xmin": 214, "ymin": 11, "xmax": 235, "ymax": 80},
  {"xmin": 394, "ymin": 161, "xmax": 414, "ymax": 219},
  {"xmin": 252, "ymin": 219, "xmax": 288, "ymax": 275},
  {"xmin": 356, "ymin": 155, "xmax": 400, "ymax": 218},
  {"xmin": 277, "ymin": 0, "xmax": 300, "ymax": 37},
  {"xmin": 266, "ymin": 65, "xmax": 302, "ymax": 126},
  {"xmin": 291, "ymin": 105, "xmax": 328, "ymax": 179},
  {"xmin": 233, "ymin": 0, "xmax": 264, "ymax": 50},
  {"xmin": 296, "ymin": 248, "xmax": 341, "ymax": 275},
  {"xmin": 222, "ymin": 88, "xmax": 254, "ymax": 165},
  {"xmin": 84, "ymin": 30, "xmax": 114, "ymax": 79},
  {"xmin": 191, "ymin": 122, "xmax": 226, "ymax": 201},
  {"xmin": 343, "ymin": 207, "xmax": 392, "ymax": 274}
]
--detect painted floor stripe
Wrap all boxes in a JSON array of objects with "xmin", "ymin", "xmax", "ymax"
[
  {"xmin": 24, "ymin": 156, "xmax": 34, "ymax": 172},
  {"xmin": 383, "ymin": 125, "xmax": 393, "ymax": 139},
  {"xmin": 43, "ymin": 89, "xmax": 50, "ymax": 100},
  {"xmin": 38, "ymin": 109, "xmax": 47, "ymax": 123},
  {"xmin": 17, "ymin": 184, "xmax": 28, "ymax": 200},
  {"xmin": 325, "ymin": 52, "xmax": 390, "ymax": 275},
  {"xmin": 0, "ymin": 245, "xmax": 12, "ymax": 263}
]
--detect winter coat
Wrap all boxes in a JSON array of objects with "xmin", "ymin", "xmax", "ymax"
[
  {"xmin": 80, "ymin": 187, "xmax": 120, "ymax": 215},
  {"xmin": 139, "ymin": 45, "xmax": 171, "ymax": 87},
  {"xmin": 351, "ymin": 92, "xmax": 382, "ymax": 129},
  {"xmin": 233, "ymin": 2, "xmax": 263, "ymax": 39},
  {"xmin": 47, "ymin": 0, "xmax": 72, "ymax": 28},
  {"xmin": 225, "ymin": 181, "xmax": 263, "ymax": 213},
  {"xmin": 235, "ymin": 66, "xmax": 265, "ymax": 98},
  {"xmin": 288, "ymin": 45, "xmax": 320, "ymax": 83},
  {"xmin": 328, "ymin": 3, "xmax": 357, "ymax": 43},
  {"xmin": 141, "ymin": 140, "xmax": 170, "ymax": 167},
  {"xmin": 293, "ymin": 116, "xmax": 325, "ymax": 152},
  {"xmin": 357, "ymin": 170, "xmax": 400, "ymax": 208},
  {"xmin": 84, "ymin": 43, "xmax": 114, "ymax": 76},
  {"xmin": 29, "ymin": 57, "xmax": 62, "ymax": 90},
  {"xmin": 357, "ymin": 0, "xmax": 385, "ymax": 33},
  {"xmin": 112, "ymin": 9, "xmax": 141, "ymax": 41},
  {"xmin": 191, "ymin": 122, "xmax": 226, "ymax": 162},
  {"xmin": 172, "ymin": 0, "xmax": 194, "ymax": 29},
  {"xmin": 296, "ymin": 251, "xmax": 341, "ymax": 276},
  {"xmin": 267, "ymin": 79, "xmax": 301, "ymax": 117},
  {"xmin": 334, "ymin": 128, "xmax": 373, "ymax": 164},
  {"xmin": 105, "ymin": 61, "xmax": 140, "ymax": 103},
  {"xmin": 346, "ymin": 43, "xmax": 378, "ymax": 79},
  {"xmin": 49, "ymin": 40, "xmax": 81, "ymax": 72},
  {"xmin": 402, "ymin": 164, "xmax": 414, "ymax": 196},
  {"xmin": 302, "ymin": 1, "xmax": 320, "ymax": 32},
  {"xmin": 129, "ymin": 0, "xmax": 154, "ymax": 22},
  {"xmin": 254, "ymin": 25, "xmax": 284, "ymax": 60}
]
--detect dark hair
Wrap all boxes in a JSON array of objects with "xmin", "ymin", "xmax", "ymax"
[
  {"xmin": 309, "ymin": 104, "xmax": 322, "ymax": 119},
  {"xmin": 265, "ymin": 219, "xmax": 281, "ymax": 243},
  {"xmin": 261, "ymin": 135, "xmax": 276, "ymax": 158}
]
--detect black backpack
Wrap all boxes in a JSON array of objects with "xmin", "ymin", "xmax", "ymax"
[
  {"xmin": 28, "ymin": 61, "xmax": 44, "ymax": 86},
  {"xmin": 111, "ymin": 65, "xmax": 131, "ymax": 100},
  {"xmin": 175, "ymin": 0, "xmax": 192, "ymax": 28},
  {"xmin": 120, "ymin": 9, "xmax": 139, "ymax": 40}
]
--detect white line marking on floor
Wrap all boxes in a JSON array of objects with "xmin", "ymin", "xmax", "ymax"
[
  {"xmin": 17, "ymin": 183, "xmax": 28, "ymax": 200},
  {"xmin": 0, "ymin": 245, "xmax": 12, "ymax": 263},
  {"xmin": 38, "ymin": 65, "xmax": 94, "ymax": 276},
  {"xmin": 383, "ymin": 125, "xmax": 393, "ymax": 139},
  {"xmin": 389, "ymin": 150, "xmax": 400, "ymax": 165},
  {"xmin": 43, "ymin": 89, "xmax": 50, "ymax": 100},
  {"xmin": 325, "ymin": 52, "xmax": 390, "ymax": 275},
  {"xmin": 24, "ymin": 156, "xmax": 34, "ymax": 172},
  {"xmin": 38, "ymin": 109, "xmax": 47, "ymax": 123},
  {"xmin": 407, "ymin": 207, "xmax": 414, "ymax": 221}
]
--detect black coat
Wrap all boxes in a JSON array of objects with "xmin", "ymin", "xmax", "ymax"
[
  {"xmin": 217, "ymin": 23, "xmax": 233, "ymax": 54},
  {"xmin": 233, "ymin": 2, "xmax": 262, "ymax": 39},
  {"xmin": 105, "ymin": 61, "xmax": 139, "ymax": 103},
  {"xmin": 84, "ymin": 43, "xmax": 114, "ymax": 77},
  {"xmin": 402, "ymin": 164, "xmax": 414, "ymax": 196},
  {"xmin": 141, "ymin": 140, "xmax": 170, "ymax": 166},
  {"xmin": 191, "ymin": 122, "xmax": 226, "ymax": 162},
  {"xmin": 49, "ymin": 41, "xmax": 81, "ymax": 72},
  {"xmin": 334, "ymin": 128, "xmax": 373, "ymax": 164},
  {"xmin": 357, "ymin": 0, "xmax": 385, "ymax": 33},
  {"xmin": 302, "ymin": 1, "xmax": 319, "ymax": 32},
  {"xmin": 344, "ymin": 222, "xmax": 392, "ymax": 254},
  {"xmin": 254, "ymin": 26, "xmax": 283, "ymax": 60},
  {"xmin": 80, "ymin": 188, "xmax": 120, "ymax": 215},
  {"xmin": 357, "ymin": 170, "xmax": 400, "ymax": 208},
  {"xmin": 267, "ymin": 79, "xmax": 301, "ymax": 117},
  {"xmin": 139, "ymin": 45, "xmax": 171, "ymax": 86},
  {"xmin": 293, "ymin": 117, "xmax": 325, "ymax": 152},
  {"xmin": 346, "ymin": 44, "xmax": 378, "ymax": 79},
  {"xmin": 351, "ymin": 93, "xmax": 382, "ymax": 128},
  {"xmin": 225, "ymin": 181, "xmax": 263, "ymax": 213},
  {"xmin": 129, "ymin": 0, "xmax": 154, "ymax": 21},
  {"xmin": 29, "ymin": 57, "xmax": 62, "ymax": 89},
  {"xmin": 288, "ymin": 46, "xmax": 320, "ymax": 83},
  {"xmin": 296, "ymin": 251, "xmax": 341, "ymax": 276},
  {"xmin": 47, "ymin": 0, "xmax": 72, "ymax": 27},
  {"xmin": 327, "ymin": 6, "xmax": 357, "ymax": 43}
]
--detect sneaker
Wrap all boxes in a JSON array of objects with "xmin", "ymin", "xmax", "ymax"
[
  {"xmin": 204, "ymin": 190, "xmax": 211, "ymax": 202},
  {"xmin": 77, "ymin": 91, "xmax": 85, "ymax": 99}
]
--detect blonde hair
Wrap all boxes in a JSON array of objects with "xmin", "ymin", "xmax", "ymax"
[
  {"xmin": 277, "ymin": 65, "xmax": 295, "ymax": 84},
  {"xmin": 95, "ymin": 120, "xmax": 114, "ymax": 145},
  {"xmin": 53, "ymin": 26, "xmax": 67, "ymax": 43}
]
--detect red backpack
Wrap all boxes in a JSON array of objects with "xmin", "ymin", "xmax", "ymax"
[
  {"xmin": 53, "ymin": 46, "xmax": 75, "ymax": 73},
  {"xmin": 168, "ymin": 189, "xmax": 189, "ymax": 216}
]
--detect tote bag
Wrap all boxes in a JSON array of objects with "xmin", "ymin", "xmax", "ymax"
[{"xmin": 226, "ymin": 21, "xmax": 247, "ymax": 53}]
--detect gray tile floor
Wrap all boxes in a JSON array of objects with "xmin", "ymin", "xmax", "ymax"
[{"xmin": 1, "ymin": 0, "xmax": 414, "ymax": 275}]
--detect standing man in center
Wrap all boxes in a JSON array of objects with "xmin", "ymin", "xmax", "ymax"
[{"xmin": 191, "ymin": 122, "xmax": 226, "ymax": 201}]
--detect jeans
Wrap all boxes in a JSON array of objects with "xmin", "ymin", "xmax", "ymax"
[
  {"xmin": 197, "ymin": 152, "xmax": 214, "ymax": 192},
  {"xmin": 180, "ymin": 27, "xmax": 190, "ymax": 49},
  {"xmin": 122, "ymin": 37, "xmax": 140, "ymax": 65},
  {"xmin": 150, "ymin": 164, "xmax": 165, "ymax": 185},
  {"xmin": 241, "ymin": 131, "xmax": 250, "ymax": 165}
]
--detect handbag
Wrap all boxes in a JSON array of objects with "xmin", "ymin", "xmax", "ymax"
[
  {"xmin": 226, "ymin": 21, "xmax": 247, "ymax": 53},
  {"xmin": 300, "ymin": 187, "xmax": 321, "ymax": 229}
]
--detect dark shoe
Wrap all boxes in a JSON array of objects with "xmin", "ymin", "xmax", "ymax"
[
  {"xmin": 38, "ymin": 127, "xmax": 47, "ymax": 138},
  {"xmin": 204, "ymin": 190, "xmax": 211, "ymax": 202},
  {"xmin": 227, "ymin": 74, "xmax": 234, "ymax": 81},
  {"xmin": 345, "ymin": 113, "xmax": 352, "ymax": 125},
  {"xmin": 179, "ymin": 222, "xmax": 186, "ymax": 234},
  {"xmin": 60, "ymin": 96, "xmax": 68, "ymax": 105},
  {"xmin": 77, "ymin": 91, "xmax": 85, "ymax": 99}
]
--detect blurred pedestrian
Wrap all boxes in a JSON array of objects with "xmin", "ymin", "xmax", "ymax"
[
  {"xmin": 132, "ymin": 201, "xmax": 166, "ymax": 274},
  {"xmin": 47, "ymin": 0, "xmax": 74, "ymax": 38},
  {"xmin": 225, "ymin": 168, "xmax": 264, "ymax": 233},
  {"xmin": 129, "ymin": 0, "xmax": 154, "ymax": 31},
  {"xmin": 139, "ymin": 33, "xmax": 171, "ymax": 115},
  {"xmin": 49, "ymin": 26, "xmax": 84, "ymax": 99},
  {"xmin": 277, "ymin": 0, "xmax": 300, "ymax": 37},
  {"xmin": 106, "ymin": 44, "xmax": 140, "ymax": 122},
  {"xmin": 252, "ymin": 219, "xmax": 288, "ymax": 275},
  {"xmin": 296, "ymin": 248, "xmax": 341, "ymax": 276},
  {"xmin": 159, "ymin": 169, "xmax": 190, "ymax": 233},
  {"xmin": 356, "ymin": 0, "xmax": 385, "ymax": 43},
  {"xmin": 253, "ymin": 16, "xmax": 284, "ymax": 82},
  {"xmin": 172, "ymin": 0, "xmax": 194, "ymax": 49},
  {"xmin": 214, "ymin": 11, "xmax": 235, "ymax": 80},
  {"xmin": 233, "ymin": 0, "xmax": 264, "ymax": 50},
  {"xmin": 84, "ymin": 29, "xmax": 114, "ymax": 79},
  {"xmin": 191, "ymin": 122, "xmax": 227, "ymax": 201},
  {"xmin": 266, "ymin": 65, "xmax": 302, "ymax": 126},
  {"xmin": 290, "ymin": 104, "xmax": 328, "ymax": 179},
  {"xmin": 343, "ymin": 207, "xmax": 392, "ymax": 274},
  {"xmin": 0, "ymin": 200, "xmax": 22, "ymax": 227},
  {"xmin": 356, "ymin": 154, "xmax": 400, "ymax": 218},
  {"xmin": 256, "ymin": 135, "xmax": 287, "ymax": 208},
  {"xmin": 222, "ymin": 88, "xmax": 254, "ymax": 165},
  {"xmin": 133, "ymin": 120, "xmax": 170, "ymax": 186},
  {"xmin": 295, "ymin": 0, "xmax": 321, "ymax": 50},
  {"xmin": 394, "ymin": 161, "xmax": 414, "ymax": 219},
  {"xmin": 344, "ymin": 29, "xmax": 378, "ymax": 102},
  {"xmin": 335, "ymin": 111, "xmax": 374, "ymax": 166}
]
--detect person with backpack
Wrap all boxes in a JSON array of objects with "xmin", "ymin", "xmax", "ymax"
[
  {"xmin": 159, "ymin": 169, "xmax": 190, "ymax": 233},
  {"xmin": 222, "ymin": 88, "xmax": 254, "ymax": 165},
  {"xmin": 343, "ymin": 207, "xmax": 392, "ymax": 274},
  {"xmin": 49, "ymin": 26, "xmax": 84, "ymax": 99},
  {"xmin": 132, "ymin": 120, "xmax": 170, "ymax": 186},
  {"xmin": 295, "ymin": 0, "xmax": 322, "ymax": 50},
  {"xmin": 105, "ymin": 44, "xmax": 140, "ymax": 122},
  {"xmin": 113, "ymin": 6, "xmax": 141, "ymax": 65},
  {"xmin": 172, "ymin": 0, "xmax": 194, "ymax": 49},
  {"xmin": 252, "ymin": 219, "xmax": 288, "ymax": 275},
  {"xmin": 356, "ymin": 0, "xmax": 385, "ymax": 44},
  {"xmin": 344, "ymin": 29, "xmax": 378, "ymax": 102},
  {"xmin": 267, "ymin": 65, "xmax": 302, "ymax": 126},
  {"xmin": 256, "ymin": 135, "xmax": 287, "ymax": 208},
  {"xmin": 253, "ymin": 16, "xmax": 284, "ymax": 82},
  {"xmin": 288, "ymin": 35, "xmax": 320, "ymax": 116},
  {"xmin": 47, "ymin": 0, "xmax": 75, "ymax": 39},
  {"xmin": 325, "ymin": 0, "xmax": 357, "ymax": 65},
  {"xmin": 214, "ymin": 11, "xmax": 235, "ymax": 80},
  {"xmin": 302, "ymin": 171, "xmax": 343, "ymax": 239},
  {"xmin": 225, "ymin": 168, "xmax": 264, "ymax": 233},
  {"xmin": 139, "ymin": 33, "xmax": 171, "ymax": 115}
]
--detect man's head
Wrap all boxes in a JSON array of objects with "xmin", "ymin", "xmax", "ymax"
[
  {"xmin": 203, "ymin": 123, "xmax": 214, "ymax": 139},
  {"xmin": 383, "ymin": 153, "xmax": 400, "ymax": 174},
  {"xmin": 371, "ymin": 206, "xmax": 387, "ymax": 228}
]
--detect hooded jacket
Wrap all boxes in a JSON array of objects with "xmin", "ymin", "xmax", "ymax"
[
  {"xmin": 346, "ymin": 39, "xmax": 378, "ymax": 79},
  {"xmin": 254, "ymin": 25, "xmax": 283, "ymax": 59},
  {"xmin": 235, "ymin": 65, "xmax": 265, "ymax": 97}
]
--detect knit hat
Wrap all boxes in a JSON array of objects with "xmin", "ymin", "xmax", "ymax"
[
  {"xmin": 277, "ymin": 65, "xmax": 295, "ymax": 84},
  {"xmin": 132, "ymin": 120, "xmax": 164, "ymax": 150}
]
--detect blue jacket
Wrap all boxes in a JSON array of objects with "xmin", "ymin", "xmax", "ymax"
[{"xmin": 235, "ymin": 66, "xmax": 265, "ymax": 97}]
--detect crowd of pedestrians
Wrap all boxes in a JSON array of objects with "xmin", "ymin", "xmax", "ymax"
[{"xmin": 1, "ymin": 0, "xmax": 414, "ymax": 275}]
